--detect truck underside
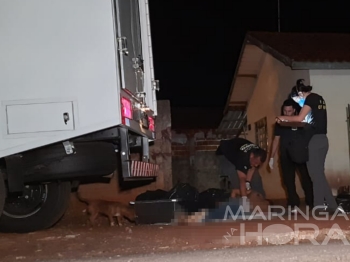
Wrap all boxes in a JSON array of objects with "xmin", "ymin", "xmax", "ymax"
[{"xmin": 0, "ymin": 125, "xmax": 158, "ymax": 233}]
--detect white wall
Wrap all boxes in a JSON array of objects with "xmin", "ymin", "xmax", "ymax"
[
  {"xmin": 245, "ymin": 53, "xmax": 310, "ymax": 199},
  {"xmin": 309, "ymin": 70, "xmax": 350, "ymax": 190}
]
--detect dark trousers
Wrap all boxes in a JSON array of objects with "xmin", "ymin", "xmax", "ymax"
[
  {"xmin": 280, "ymin": 146, "xmax": 314, "ymax": 208},
  {"xmin": 307, "ymin": 134, "xmax": 338, "ymax": 209}
]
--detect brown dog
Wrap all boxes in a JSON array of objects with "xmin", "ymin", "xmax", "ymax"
[{"xmin": 76, "ymin": 193, "xmax": 137, "ymax": 227}]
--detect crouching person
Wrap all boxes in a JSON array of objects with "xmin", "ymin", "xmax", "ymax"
[
  {"xmin": 216, "ymin": 137, "xmax": 267, "ymax": 199},
  {"xmin": 175, "ymin": 138, "xmax": 269, "ymax": 225}
]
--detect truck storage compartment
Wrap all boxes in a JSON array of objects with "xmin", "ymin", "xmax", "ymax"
[{"xmin": 5, "ymin": 101, "xmax": 75, "ymax": 135}]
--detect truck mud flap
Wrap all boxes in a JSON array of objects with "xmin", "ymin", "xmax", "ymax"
[
  {"xmin": 119, "ymin": 127, "xmax": 159, "ymax": 180},
  {"xmin": 130, "ymin": 161, "xmax": 159, "ymax": 177}
]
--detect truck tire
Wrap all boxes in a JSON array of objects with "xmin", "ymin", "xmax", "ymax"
[
  {"xmin": 0, "ymin": 172, "xmax": 5, "ymax": 218},
  {"xmin": 0, "ymin": 181, "xmax": 71, "ymax": 233}
]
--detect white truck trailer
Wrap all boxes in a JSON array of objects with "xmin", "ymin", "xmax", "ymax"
[{"xmin": 0, "ymin": 0, "xmax": 160, "ymax": 233}]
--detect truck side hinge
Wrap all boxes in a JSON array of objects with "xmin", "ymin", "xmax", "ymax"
[
  {"xmin": 152, "ymin": 80, "xmax": 160, "ymax": 91},
  {"xmin": 132, "ymin": 56, "xmax": 144, "ymax": 71},
  {"xmin": 136, "ymin": 91, "xmax": 147, "ymax": 106},
  {"xmin": 117, "ymin": 37, "xmax": 129, "ymax": 56}
]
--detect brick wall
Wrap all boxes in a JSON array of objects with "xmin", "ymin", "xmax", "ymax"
[
  {"xmin": 171, "ymin": 129, "xmax": 237, "ymax": 192},
  {"xmin": 172, "ymin": 129, "xmax": 236, "ymax": 157},
  {"xmin": 172, "ymin": 144, "xmax": 190, "ymax": 157},
  {"xmin": 194, "ymin": 139, "xmax": 220, "ymax": 151}
]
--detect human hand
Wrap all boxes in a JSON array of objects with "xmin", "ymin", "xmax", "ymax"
[
  {"xmin": 269, "ymin": 158, "xmax": 274, "ymax": 170},
  {"xmin": 275, "ymin": 116, "xmax": 286, "ymax": 123},
  {"xmin": 245, "ymin": 181, "xmax": 251, "ymax": 191}
]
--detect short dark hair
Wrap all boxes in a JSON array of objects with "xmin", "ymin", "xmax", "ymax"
[
  {"xmin": 283, "ymin": 98, "xmax": 296, "ymax": 108},
  {"xmin": 281, "ymin": 98, "xmax": 298, "ymax": 115},
  {"xmin": 251, "ymin": 148, "xmax": 267, "ymax": 163}
]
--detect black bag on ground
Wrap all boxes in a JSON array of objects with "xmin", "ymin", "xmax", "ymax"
[
  {"xmin": 166, "ymin": 183, "xmax": 199, "ymax": 201},
  {"xmin": 198, "ymin": 188, "xmax": 230, "ymax": 209},
  {"xmin": 336, "ymin": 193, "xmax": 350, "ymax": 213},
  {"xmin": 135, "ymin": 189, "xmax": 168, "ymax": 201}
]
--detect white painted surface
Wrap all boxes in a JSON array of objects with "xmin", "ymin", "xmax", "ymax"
[
  {"xmin": 309, "ymin": 70, "xmax": 350, "ymax": 187},
  {"xmin": 6, "ymin": 102, "xmax": 75, "ymax": 134},
  {"xmin": 0, "ymin": 0, "xmax": 156, "ymax": 158}
]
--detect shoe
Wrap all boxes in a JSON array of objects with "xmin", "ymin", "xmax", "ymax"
[
  {"xmin": 337, "ymin": 206, "xmax": 346, "ymax": 214},
  {"xmin": 290, "ymin": 207, "xmax": 298, "ymax": 214},
  {"xmin": 323, "ymin": 206, "xmax": 347, "ymax": 215}
]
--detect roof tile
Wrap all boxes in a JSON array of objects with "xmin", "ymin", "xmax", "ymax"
[{"xmin": 247, "ymin": 31, "xmax": 350, "ymax": 63}]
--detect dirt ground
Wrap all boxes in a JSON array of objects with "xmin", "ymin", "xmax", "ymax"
[{"xmin": 1, "ymin": 196, "xmax": 350, "ymax": 262}]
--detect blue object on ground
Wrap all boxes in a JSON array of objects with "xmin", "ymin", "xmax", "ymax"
[{"xmin": 204, "ymin": 198, "xmax": 248, "ymax": 222}]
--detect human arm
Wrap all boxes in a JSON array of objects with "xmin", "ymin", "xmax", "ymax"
[
  {"xmin": 267, "ymin": 136, "xmax": 280, "ymax": 170},
  {"xmin": 269, "ymin": 125, "xmax": 281, "ymax": 169},
  {"xmin": 245, "ymin": 167, "xmax": 255, "ymax": 185},
  {"xmin": 237, "ymin": 170, "xmax": 249, "ymax": 197},
  {"xmin": 276, "ymin": 105, "xmax": 311, "ymax": 123},
  {"xmin": 270, "ymin": 136, "xmax": 280, "ymax": 159}
]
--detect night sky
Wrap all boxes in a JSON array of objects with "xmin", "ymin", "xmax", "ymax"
[{"xmin": 148, "ymin": 0, "xmax": 350, "ymax": 110}]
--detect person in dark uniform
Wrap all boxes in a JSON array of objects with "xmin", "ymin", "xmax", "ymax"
[
  {"xmin": 276, "ymin": 79, "xmax": 345, "ymax": 213},
  {"xmin": 216, "ymin": 137, "xmax": 267, "ymax": 199},
  {"xmin": 178, "ymin": 138, "xmax": 267, "ymax": 224},
  {"xmin": 269, "ymin": 99, "xmax": 313, "ymax": 212}
]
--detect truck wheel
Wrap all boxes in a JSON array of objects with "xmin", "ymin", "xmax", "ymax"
[
  {"xmin": 0, "ymin": 172, "xmax": 5, "ymax": 218},
  {"xmin": 0, "ymin": 181, "xmax": 71, "ymax": 233}
]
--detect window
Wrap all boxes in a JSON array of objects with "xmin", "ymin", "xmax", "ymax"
[{"xmin": 255, "ymin": 117, "xmax": 268, "ymax": 151}]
